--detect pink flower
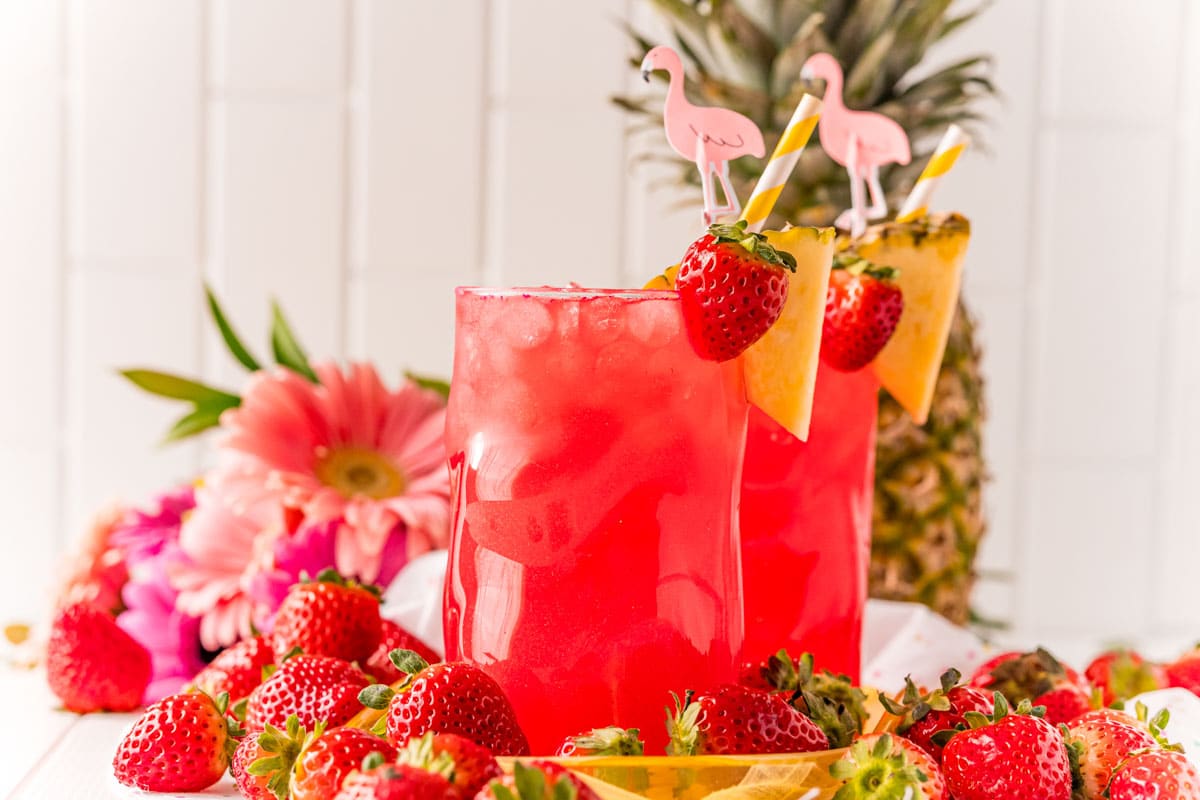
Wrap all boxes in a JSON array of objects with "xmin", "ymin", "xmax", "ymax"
[
  {"xmin": 55, "ymin": 505, "xmax": 129, "ymax": 614},
  {"xmin": 218, "ymin": 362, "xmax": 450, "ymax": 583},
  {"xmin": 170, "ymin": 465, "xmax": 279, "ymax": 650}
]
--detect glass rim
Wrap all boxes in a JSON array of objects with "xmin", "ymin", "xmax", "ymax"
[{"xmin": 456, "ymin": 286, "xmax": 677, "ymax": 300}]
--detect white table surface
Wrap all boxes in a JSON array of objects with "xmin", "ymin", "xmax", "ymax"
[{"xmin": 1, "ymin": 668, "xmax": 238, "ymax": 799}]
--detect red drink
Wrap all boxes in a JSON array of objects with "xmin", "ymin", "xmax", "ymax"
[
  {"xmin": 444, "ymin": 288, "xmax": 747, "ymax": 755},
  {"xmin": 739, "ymin": 361, "xmax": 878, "ymax": 679}
]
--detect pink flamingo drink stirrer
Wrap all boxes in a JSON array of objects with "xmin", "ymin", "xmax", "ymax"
[
  {"xmin": 801, "ymin": 53, "xmax": 911, "ymax": 237},
  {"xmin": 641, "ymin": 45, "xmax": 765, "ymax": 225}
]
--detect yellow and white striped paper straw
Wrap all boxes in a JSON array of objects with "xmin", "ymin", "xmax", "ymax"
[
  {"xmin": 741, "ymin": 94, "xmax": 822, "ymax": 233},
  {"xmin": 896, "ymin": 124, "xmax": 971, "ymax": 222}
]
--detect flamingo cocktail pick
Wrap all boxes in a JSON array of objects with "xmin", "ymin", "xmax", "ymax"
[
  {"xmin": 641, "ymin": 45, "xmax": 765, "ymax": 225},
  {"xmin": 801, "ymin": 53, "xmax": 911, "ymax": 237}
]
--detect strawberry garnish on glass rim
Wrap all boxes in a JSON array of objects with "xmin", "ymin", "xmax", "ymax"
[
  {"xmin": 675, "ymin": 219, "xmax": 797, "ymax": 362},
  {"xmin": 820, "ymin": 253, "xmax": 903, "ymax": 372}
]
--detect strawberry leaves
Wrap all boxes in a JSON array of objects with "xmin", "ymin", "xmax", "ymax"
[{"xmin": 706, "ymin": 219, "xmax": 797, "ymax": 271}]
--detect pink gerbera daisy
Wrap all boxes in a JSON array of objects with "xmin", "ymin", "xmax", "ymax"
[{"xmin": 218, "ymin": 362, "xmax": 450, "ymax": 584}]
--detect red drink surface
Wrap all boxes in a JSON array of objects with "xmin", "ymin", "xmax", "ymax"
[
  {"xmin": 740, "ymin": 361, "xmax": 878, "ymax": 679},
  {"xmin": 444, "ymin": 288, "xmax": 747, "ymax": 755}
]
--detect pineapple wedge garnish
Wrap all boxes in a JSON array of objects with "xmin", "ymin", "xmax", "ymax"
[
  {"xmin": 741, "ymin": 227, "xmax": 836, "ymax": 440},
  {"xmin": 643, "ymin": 228, "xmax": 835, "ymax": 441},
  {"xmin": 854, "ymin": 213, "xmax": 971, "ymax": 425}
]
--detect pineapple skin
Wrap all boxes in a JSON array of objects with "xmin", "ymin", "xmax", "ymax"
[{"xmin": 620, "ymin": 0, "xmax": 994, "ymax": 624}]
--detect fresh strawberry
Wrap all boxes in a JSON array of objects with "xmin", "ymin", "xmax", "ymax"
[
  {"xmin": 337, "ymin": 757, "xmax": 459, "ymax": 800},
  {"xmin": 675, "ymin": 219, "xmax": 797, "ymax": 361},
  {"xmin": 231, "ymin": 728, "xmax": 276, "ymax": 800},
  {"xmin": 1164, "ymin": 648, "xmax": 1200, "ymax": 696},
  {"xmin": 246, "ymin": 653, "xmax": 371, "ymax": 730},
  {"xmin": 193, "ymin": 633, "xmax": 275, "ymax": 706},
  {"xmin": 112, "ymin": 691, "xmax": 243, "ymax": 792},
  {"xmin": 940, "ymin": 694, "xmax": 1072, "ymax": 800},
  {"xmin": 879, "ymin": 669, "xmax": 995, "ymax": 763},
  {"xmin": 757, "ymin": 650, "xmax": 870, "ymax": 748},
  {"xmin": 45, "ymin": 602, "xmax": 151, "ymax": 712},
  {"xmin": 556, "ymin": 727, "xmax": 644, "ymax": 757},
  {"xmin": 291, "ymin": 726, "xmax": 397, "ymax": 800},
  {"xmin": 1065, "ymin": 715, "xmax": 1158, "ymax": 799},
  {"xmin": 1107, "ymin": 749, "xmax": 1200, "ymax": 800},
  {"xmin": 666, "ymin": 685, "xmax": 829, "ymax": 755},
  {"xmin": 272, "ymin": 569, "xmax": 384, "ymax": 665},
  {"xmin": 1085, "ymin": 650, "xmax": 1166, "ymax": 706},
  {"xmin": 367, "ymin": 620, "xmax": 441, "ymax": 684},
  {"xmin": 969, "ymin": 647, "xmax": 1092, "ymax": 724},
  {"xmin": 476, "ymin": 760, "xmax": 601, "ymax": 800},
  {"xmin": 970, "ymin": 648, "xmax": 1087, "ymax": 690},
  {"xmin": 819, "ymin": 255, "xmax": 903, "ymax": 372},
  {"xmin": 830, "ymin": 733, "xmax": 947, "ymax": 799},
  {"xmin": 398, "ymin": 732, "xmax": 501, "ymax": 799},
  {"xmin": 360, "ymin": 650, "xmax": 530, "ymax": 756}
]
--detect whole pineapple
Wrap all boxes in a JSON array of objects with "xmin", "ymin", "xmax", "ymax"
[{"xmin": 618, "ymin": 0, "xmax": 993, "ymax": 624}]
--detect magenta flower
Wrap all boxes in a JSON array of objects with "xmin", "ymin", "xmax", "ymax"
[
  {"xmin": 117, "ymin": 543, "xmax": 205, "ymax": 703},
  {"xmin": 110, "ymin": 485, "xmax": 195, "ymax": 566}
]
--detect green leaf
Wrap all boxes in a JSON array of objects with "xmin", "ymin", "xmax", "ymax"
[
  {"xmin": 162, "ymin": 405, "xmax": 228, "ymax": 444},
  {"xmin": 120, "ymin": 369, "xmax": 240, "ymax": 406},
  {"xmin": 206, "ymin": 285, "xmax": 262, "ymax": 371},
  {"xmin": 269, "ymin": 302, "xmax": 318, "ymax": 383},
  {"xmin": 358, "ymin": 684, "xmax": 396, "ymax": 710},
  {"xmin": 405, "ymin": 371, "xmax": 451, "ymax": 401},
  {"xmin": 514, "ymin": 762, "xmax": 547, "ymax": 800}
]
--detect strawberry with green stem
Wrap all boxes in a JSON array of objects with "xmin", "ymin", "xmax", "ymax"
[
  {"xmin": 112, "ymin": 690, "xmax": 244, "ymax": 792},
  {"xmin": 969, "ymin": 647, "xmax": 1092, "ymax": 725},
  {"xmin": 397, "ymin": 732, "xmax": 501, "ymax": 800},
  {"xmin": 666, "ymin": 685, "xmax": 828, "ymax": 755},
  {"xmin": 1084, "ymin": 649, "xmax": 1166, "ymax": 707},
  {"xmin": 940, "ymin": 693, "xmax": 1072, "ymax": 800},
  {"xmin": 820, "ymin": 254, "xmax": 903, "ymax": 372},
  {"xmin": 360, "ymin": 650, "xmax": 530, "ymax": 756},
  {"xmin": 879, "ymin": 668, "xmax": 995, "ymax": 762},
  {"xmin": 336, "ymin": 752, "xmax": 459, "ymax": 800},
  {"xmin": 272, "ymin": 569, "xmax": 384, "ymax": 665},
  {"xmin": 556, "ymin": 727, "xmax": 644, "ymax": 757},
  {"xmin": 752, "ymin": 650, "xmax": 869, "ymax": 748},
  {"xmin": 830, "ymin": 733, "xmax": 947, "ymax": 799},
  {"xmin": 477, "ymin": 760, "xmax": 600, "ymax": 800},
  {"xmin": 675, "ymin": 219, "xmax": 797, "ymax": 362},
  {"xmin": 1064, "ymin": 713, "xmax": 1159, "ymax": 800}
]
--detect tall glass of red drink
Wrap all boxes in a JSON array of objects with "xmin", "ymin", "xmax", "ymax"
[
  {"xmin": 443, "ymin": 287, "xmax": 748, "ymax": 755},
  {"xmin": 739, "ymin": 362, "xmax": 878, "ymax": 680}
]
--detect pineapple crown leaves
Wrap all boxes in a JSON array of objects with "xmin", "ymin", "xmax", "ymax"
[
  {"xmin": 829, "ymin": 734, "xmax": 929, "ymax": 800},
  {"xmin": 615, "ymin": 1, "xmax": 996, "ymax": 230},
  {"xmin": 395, "ymin": 732, "xmax": 458, "ymax": 780},
  {"xmin": 665, "ymin": 691, "xmax": 703, "ymax": 757},
  {"xmin": 565, "ymin": 727, "xmax": 645, "ymax": 757},
  {"xmin": 833, "ymin": 253, "xmax": 899, "ymax": 281},
  {"xmin": 119, "ymin": 284, "xmax": 319, "ymax": 443},
  {"xmin": 706, "ymin": 220, "xmax": 797, "ymax": 271},
  {"xmin": 878, "ymin": 668, "xmax": 962, "ymax": 733},
  {"xmin": 248, "ymin": 714, "xmax": 328, "ymax": 800}
]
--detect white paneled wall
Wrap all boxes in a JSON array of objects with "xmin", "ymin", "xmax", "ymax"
[{"xmin": 1, "ymin": 0, "xmax": 1198, "ymax": 658}]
